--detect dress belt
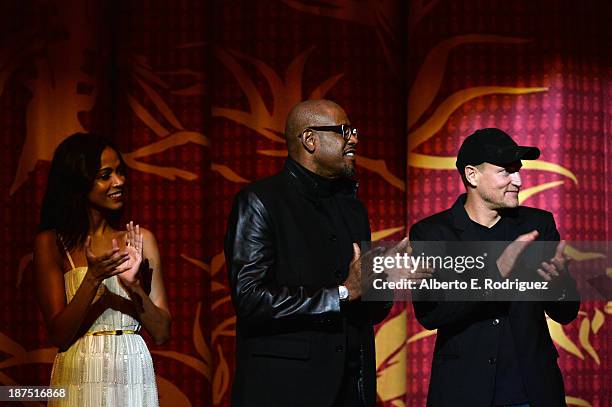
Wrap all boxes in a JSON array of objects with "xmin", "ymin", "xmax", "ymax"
[{"xmin": 85, "ymin": 329, "xmax": 138, "ymax": 336}]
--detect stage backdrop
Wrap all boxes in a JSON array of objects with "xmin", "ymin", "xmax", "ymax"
[{"xmin": 0, "ymin": 1, "xmax": 609, "ymax": 406}]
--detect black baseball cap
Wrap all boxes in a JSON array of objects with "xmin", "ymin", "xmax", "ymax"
[{"xmin": 456, "ymin": 128, "xmax": 540, "ymax": 173}]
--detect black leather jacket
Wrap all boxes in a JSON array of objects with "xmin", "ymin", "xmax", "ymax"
[{"xmin": 225, "ymin": 158, "xmax": 391, "ymax": 407}]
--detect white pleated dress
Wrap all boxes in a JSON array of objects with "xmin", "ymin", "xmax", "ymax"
[{"xmin": 48, "ymin": 259, "xmax": 159, "ymax": 407}]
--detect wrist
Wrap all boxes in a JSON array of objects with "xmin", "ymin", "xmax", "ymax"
[
  {"xmin": 83, "ymin": 270, "xmax": 103, "ymax": 288},
  {"xmin": 120, "ymin": 277, "xmax": 141, "ymax": 290},
  {"xmin": 338, "ymin": 285, "xmax": 349, "ymax": 302}
]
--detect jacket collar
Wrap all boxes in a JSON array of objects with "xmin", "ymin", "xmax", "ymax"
[
  {"xmin": 284, "ymin": 157, "xmax": 358, "ymax": 199},
  {"xmin": 450, "ymin": 193, "xmax": 521, "ymax": 231}
]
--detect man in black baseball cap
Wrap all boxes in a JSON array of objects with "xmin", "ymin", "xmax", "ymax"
[
  {"xmin": 456, "ymin": 127, "xmax": 540, "ymax": 174},
  {"xmin": 409, "ymin": 128, "xmax": 579, "ymax": 406},
  {"xmin": 455, "ymin": 128, "xmax": 540, "ymax": 211}
]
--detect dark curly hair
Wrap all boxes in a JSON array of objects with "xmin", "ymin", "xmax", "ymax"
[{"xmin": 39, "ymin": 133, "xmax": 126, "ymax": 251}]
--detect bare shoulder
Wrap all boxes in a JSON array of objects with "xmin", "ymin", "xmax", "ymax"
[
  {"xmin": 139, "ymin": 226, "xmax": 157, "ymax": 243},
  {"xmin": 34, "ymin": 230, "xmax": 60, "ymax": 253},
  {"xmin": 35, "ymin": 229, "xmax": 57, "ymax": 243},
  {"xmin": 33, "ymin": 230, "xmax": 64, "ymax": 271}
]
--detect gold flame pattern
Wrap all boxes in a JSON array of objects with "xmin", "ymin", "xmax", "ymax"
[
  {"xmin": 546, "ymin": 307, "xmax": 607, "ymax": 366},
  {"xmin": 1, "ymin": 25, "xmax": 212, "ymax": 194},
  {"xmin": 123, "ymin": 55, "xmax": 210, "ymax": 181},
  {"xmin": 167, "ymin": 252, "xmax": 232, "ymax": 404},
  {"xmin": 281, "ymin": 0, "xmax": 421, "ymax": 76},
  {"xmin": 0, "ymin": 2, "xmax": 605, "ymax": 406},
  {"xmin": 213, "ymin": 46, "xmax": 343, "ymax": 143},
  {"xmin": 405, "ymin": 35, "xmax": 577, "ymax": 205},
  {"xmin": 146, "ymin": 296, "xmax": 227, "ymax": 406},
  {"xmin": 213, "ymin": 44, "xmax": 411, "ymax": 189},
  {"xmin": 3, "ymin": 3, "xmax": 97, "ymax": 195},
  {"xmin": 566, "ymin": 396, "xmax": 593, "ymax": 407},
  {"xmin": 375, "ymin": 311, "xmax": 406, "ymax": 403}
]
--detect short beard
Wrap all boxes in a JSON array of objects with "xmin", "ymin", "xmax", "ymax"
[
  {"xmin": 481, "ymin": 190, "xmax": 518, "ymax": 209},
  {"xmin": 341, "ymin": 162, "xmax": 356, "ymax": 179}
]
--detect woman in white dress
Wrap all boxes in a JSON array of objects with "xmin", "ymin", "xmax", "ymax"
[{"xmin": 33, "ymin": 133, "xmax": 171, "ymax": 406}]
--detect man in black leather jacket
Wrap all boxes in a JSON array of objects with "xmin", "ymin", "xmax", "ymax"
[
  {"xmin": 225, "ymin": 100, "xmax": 392, "ymax": 406},
  {"xmin": 410, "ymin": 128, "xmax": 580, "ymax": 407}
]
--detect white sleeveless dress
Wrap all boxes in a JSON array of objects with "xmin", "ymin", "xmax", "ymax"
[{"xmin": 48, "ymin": 256, "xmax": 159, "ymax": 407}]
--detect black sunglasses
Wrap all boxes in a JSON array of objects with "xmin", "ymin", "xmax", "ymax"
[{"xmin": 303, "ymin": 124, "xmax": 359, "ymax": 142}]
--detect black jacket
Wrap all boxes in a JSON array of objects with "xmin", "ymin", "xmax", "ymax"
[
  {"xmin": 225, "ymin": 159, "xmax": 391, "ymax": 407},
  {"xmin": 410, "ymin": 194, "xmax": 580, "ymax": 407}
]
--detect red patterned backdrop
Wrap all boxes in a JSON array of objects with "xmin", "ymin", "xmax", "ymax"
[{"xmin": 0, "ymin": 1, "xmax": 609, "ymax": 406}]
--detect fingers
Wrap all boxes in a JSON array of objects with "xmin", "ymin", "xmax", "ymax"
[
  {"xmin": 537, "ymin": 242, "xmax": 569, "ymax": 283},
  {"xmin": 101, "ymin": 250, "xmax": 130, "ymax": 269},
  {"xmin": 97, "ymin": 239, "xmax": 122, "ymax": 261},
  {"xmin": 554, "ymin": 240, "xmax": 568, "ymax": 261},
  {"xmin": 536, "ymin": 268, "xmax": 551, "ymax": 281},
  {"xmin": 126, "ymin": 221, "xmax": 143, "ymax": 252},
  {"xmin": 90, "ymin": 247, "xmax": 129, "ymax": 280},
  {"xmin": 135, "ymin": 224, "xmax": 143, "ymax": 252},
  {"xmin": 537, "ymin": 267, "xmax": 555, "ymax": 281},
  {"xmin": 126, "ymin": 221, "xmax": 133, "ymax": 246},
  {"xmin": 98, "ymin": 239, "xmax": 130, "ymax": 268},
  {"xmin": 85, "ymin": 235, "xmax": 94, "ymax": 258},
  {"xmin": 541, "ymin": 261, "xmax": 559, "ymax": 277},
  {"xmin": 386, "ymin": 237, "xmax": 410, "ymax": 256},
  {"xmin": 412, "ymin": 267, "xmax": 435, "ymax": 280},
  {"xmin": 538, "ymin": 261, "xmax": 560, "ymax": 281},
  {"xmin": 352, "ymin": 243, "xmax": 361, "ymax": 262},
  {"xmin": 554, "ymin": 240, "xmax": 565, "ymax": 258},
  {"xmin": 404, "ymin": 238, "xmax": 413, "ymax": 256},
  {"xmin": 516, "ymin": 230, "xmax": 539, "ymax": 242},
  {"xmin": 550, "ymin": 256, "xmax": 567, "ymax": 272},
  {"xmin": 112, "ymin": 263, "xmax": 131, "ymax": 275}
]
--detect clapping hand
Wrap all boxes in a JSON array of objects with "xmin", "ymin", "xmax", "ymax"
[
  {"xmin": 386, "ymin": 238, "xmax": 434, "ymax": 283},
  {"xmin": 343, "ymin": 238, "xmax": 435, "ymax": 301},
  {"xmin": 496, "ymin": 230, "xmax": 539, "ymax": 278},
  {"xmin": 343, "ymin": 244, "xmax": 387, "ymax": 301},
  {"xmin": 85, "ymin": 236, "xmax": 130, "ymax": 283},
  {"xmin": 537, "ymin": 240, "xmax": 570, "ymax": 282},
  {"xmin": 118, "ymin": 221, "xmax": 144, "ymax": 286}
]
